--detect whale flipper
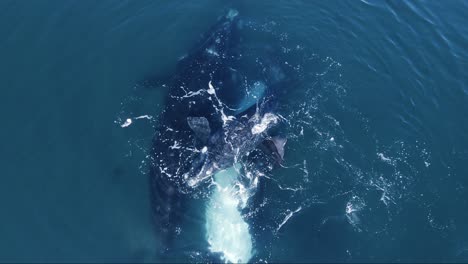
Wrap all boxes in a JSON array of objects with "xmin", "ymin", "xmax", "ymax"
[
  {"xmin": 260, "ymin": 136, "xmax": 287, "ymax": 163},
  {"xmin": 271, "ymin": 136, "xmax": 287, "ymax": 160}
]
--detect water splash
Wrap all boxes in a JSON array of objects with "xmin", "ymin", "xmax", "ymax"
[{"xmin": 205, "ymin": 165, "xmax": 253, "ymax": 263}]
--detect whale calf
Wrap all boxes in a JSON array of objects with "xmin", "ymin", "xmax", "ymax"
[{"xmin": 147, "ymin": 10, "xmax": 296, "ymax": 262}]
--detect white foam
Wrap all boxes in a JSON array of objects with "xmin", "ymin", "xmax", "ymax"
[
  {"xmin": 121, "ymin": 118, "xmax": 132, "ymax": 128},
  {"xmin": 251, "ymin": 113, "xmax": 278, "ymax": 135},
  {"xmin": 205, "ymin": 166, "xmax": 253, "ymax": 263},
  {"xmin": 276, "ymin": 206, "xmax": 302, "ymax": 232},
  {"xmin": 377, "ymin": 152, "xmax": 392, "ymax": 163},
  {"xmin": 134, "ymin": 115, "xmax": 152, "ymax": 120},
  {"xmin": 206, "ymin": 48, "xmax": 220, "ymax": 57},
  {"xmin": 120, "ymin": 115, "xmax": 152, "ymax": 128},
  {"xmin": 201, "ymin": 146, "xmax": 208, "ymax": 153},
  {"xmin": 345, "ymin": 196, "xmax": 366, "ymax": 231},
  {"xmin": 207, "ymin": 81, "xmax": 235, "ymax": 124},
  {"xmin": 207, "ymin": 81, "xmax": 216, "ymax": 95}
]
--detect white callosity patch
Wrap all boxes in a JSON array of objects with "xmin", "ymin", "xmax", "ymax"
[{"xmin": 206, "ymin": 165, "xmax": 253, "ymax": 263}]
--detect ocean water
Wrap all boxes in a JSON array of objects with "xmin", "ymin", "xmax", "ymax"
[{"xmin": 1, "ymin": 0, "xmax": 467, "ymax": 262}]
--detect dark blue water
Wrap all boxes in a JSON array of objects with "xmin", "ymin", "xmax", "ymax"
[{"xmin": 1, "ymin": 0, "xmax": 467, "ymax": 262}]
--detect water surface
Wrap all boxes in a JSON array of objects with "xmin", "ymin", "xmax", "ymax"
[{"xmin": 1, "ymin": 0, "xmax": 467, "ymax": 262}]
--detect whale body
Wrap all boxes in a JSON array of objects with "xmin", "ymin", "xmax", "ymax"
[{"xmin": 147, "ymin": 10, "xmax": 296, "ymax": 261}]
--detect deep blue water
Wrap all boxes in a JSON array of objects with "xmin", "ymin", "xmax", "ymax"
[{"xmin": 1, "ymin": 0, "xmax": 467, "ymax": 262}]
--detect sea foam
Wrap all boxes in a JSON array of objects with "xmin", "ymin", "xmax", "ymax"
[{"xmin": 205, "ymin": 165, "xmax": 253, "ymax": 263}]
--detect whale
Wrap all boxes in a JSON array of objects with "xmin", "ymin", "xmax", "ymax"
[{"xmin": 147, "ymin": 10, "xmax": 296, "ymax": 262}]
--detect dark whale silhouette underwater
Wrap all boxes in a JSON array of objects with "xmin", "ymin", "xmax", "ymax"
[{"xmin": 147, "ymin": 10, "xmax": 299, "ymax": 262}]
